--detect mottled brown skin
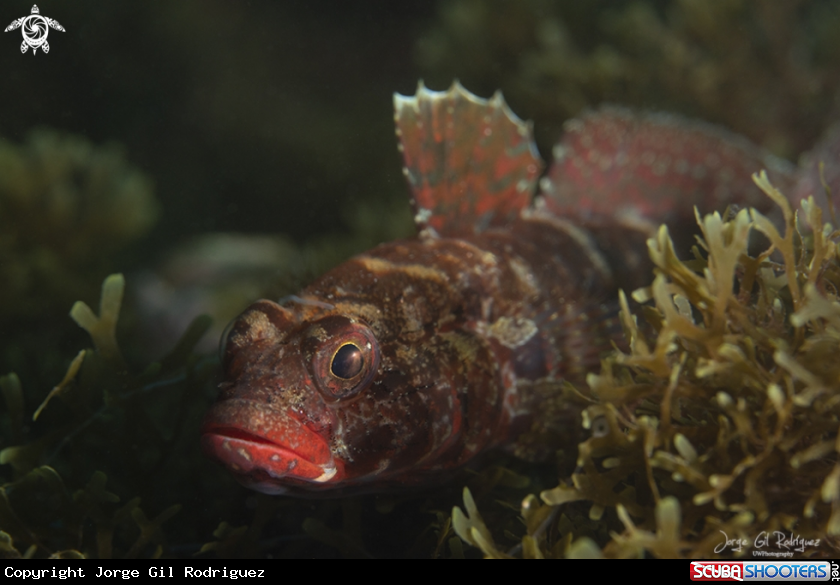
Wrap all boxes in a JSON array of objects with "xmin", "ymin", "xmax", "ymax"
[
  {"xmin": 205, "ymin": 213, "xmax": 622, "ymax": 494},
  {"xmin": 202, "ymin": 82, "xmax": 796, "ymax": 495}
]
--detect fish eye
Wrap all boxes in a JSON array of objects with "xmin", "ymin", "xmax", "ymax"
[
  {"xmin": 331, "ymin": 343, "xmax": 364, "ymax": 379},
  {"xmin": 308, "ymin": 319, "xmax": 380, "ymax": 402}
]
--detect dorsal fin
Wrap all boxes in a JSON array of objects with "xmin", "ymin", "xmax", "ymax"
[
  {"xmin": 537, "ymin": 107, "xmax": 797, "ymax": 228},
  {"xmin": 394, "ymin": 81, "xmax": 542, "ymax": 236}
]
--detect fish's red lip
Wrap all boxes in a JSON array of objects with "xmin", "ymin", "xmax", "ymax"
[
  {"xmin": 201, "ymin": 399, "xmax": 341, "ymax": 493},
  {"xmin": 203, "ymin": 425, "xmax": 312, "ymax": 462}
]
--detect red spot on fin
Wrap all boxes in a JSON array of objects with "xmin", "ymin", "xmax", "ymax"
[
  {"xmin": 394, "ymin": 81, "xmax": 542, "ymax": 236},
  {"xmin": 538, "ymin": 107, "xmax": 796, "ymax": 229}
]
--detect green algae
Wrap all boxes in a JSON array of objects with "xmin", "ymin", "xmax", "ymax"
[{"xmin": 0, "ymin": 274, "xmax": 214, "ymax": 558}]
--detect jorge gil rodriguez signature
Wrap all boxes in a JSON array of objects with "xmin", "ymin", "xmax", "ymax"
[{"xmin": 715, "ymin": 530, "xmax": 821, "ymax": 554}]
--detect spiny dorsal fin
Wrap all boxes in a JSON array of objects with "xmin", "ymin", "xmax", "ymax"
[
  {"xmin": 394, "ymin": 81, "xmax": 542, "ymax": 236},
  {"xmin": 537, "ymin": 107, "xmax": 797, "ymax": 228}
]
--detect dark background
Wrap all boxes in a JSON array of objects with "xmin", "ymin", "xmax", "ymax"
[
  {"xmin": 6, "ymin": 0, "xmax": 839, "ymax": 260},
  {"xmin": 1, "ymin": 1, "xmax": 433, "ymax": 242}
]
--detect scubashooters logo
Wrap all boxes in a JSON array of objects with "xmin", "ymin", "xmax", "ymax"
[
  {"xmin": 4, "ymin": 5, "xmax": 64, "ymax": 54},
  {"xmin": 690, "ymin": 561, "xmax": 838, "ymax": 582}
]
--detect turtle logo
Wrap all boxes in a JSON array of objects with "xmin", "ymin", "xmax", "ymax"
[{"xmin": 5, "ymin": 5, "xmax": 64, "ymax": 55}]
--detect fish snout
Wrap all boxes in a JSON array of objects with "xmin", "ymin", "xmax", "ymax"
[{"xmin": 200, "ymin": 398, "xmax": 341, "ymax": 494}]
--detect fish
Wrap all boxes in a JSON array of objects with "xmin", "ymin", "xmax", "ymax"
[{"xmin": 200, "ymin": 81, "xmax": 802, "ymax": 496}]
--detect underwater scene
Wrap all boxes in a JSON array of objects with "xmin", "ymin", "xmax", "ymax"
[{"xmin": 3, "ymin": 0, "xmax": 840, "ymax": 559}]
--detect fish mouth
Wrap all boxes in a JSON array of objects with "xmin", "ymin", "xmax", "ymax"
[{"xmin": 201, "ymin": 399, "xmax": 341, "ymax": 494}]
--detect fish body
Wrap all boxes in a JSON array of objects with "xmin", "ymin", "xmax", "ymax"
[{"xmin": 201, "ymin": 82, "xmax": 796, "ymax": 495}]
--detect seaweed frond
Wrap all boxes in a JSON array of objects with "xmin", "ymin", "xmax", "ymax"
[
  {"xmin": 69, "ymin": 274, "xmax": 126, "ymax": 368},
  {"xmin": 455, "ymin": 174, "xmax": 840, "ymax": 558},
  {"xmin": 0, "ymin": 274, "xmax": 215, "ymax": 558}
]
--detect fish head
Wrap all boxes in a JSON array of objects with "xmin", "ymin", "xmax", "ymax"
[
  {"xmin": 201, "ymin": 270, "xmax": 488, "ymax": 495},
  {"xmin": 201, "ymin": 298, "xmax": 381, "ymax": 494}
]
